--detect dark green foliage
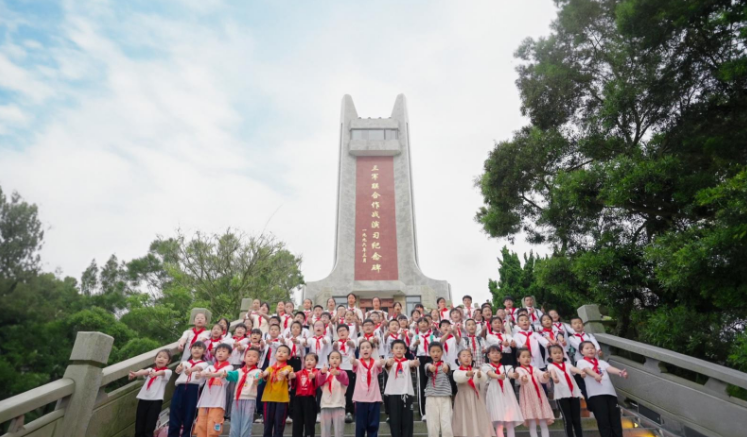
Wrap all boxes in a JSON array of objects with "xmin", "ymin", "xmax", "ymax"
[
  {"xmin": 0, "ymin": 187, "xmax": 304, "ymax": 402},
  {"xmin": 477, "ymin": 0, "xmax": 746, "ymax": 369}
]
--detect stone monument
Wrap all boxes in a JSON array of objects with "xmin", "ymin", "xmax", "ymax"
[{"xmin": 302, "ymin": 95, "xmax": 451, "ymax": 313}]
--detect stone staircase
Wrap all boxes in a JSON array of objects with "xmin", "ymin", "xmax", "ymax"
[{"xmin": 219, "ymin": 371, "xmax": 659, "ymax": 436}]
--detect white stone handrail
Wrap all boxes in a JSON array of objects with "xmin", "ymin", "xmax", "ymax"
[
  {"xmin": 0, "ymin": 378, "xmax": 74, "ymax": 425},
  {"xmin": 100, "ymin": 341, "xmax": 180, "ymax": 387}
]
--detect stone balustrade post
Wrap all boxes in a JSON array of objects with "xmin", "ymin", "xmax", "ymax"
[
  {"xmin": 59, "ymin": 332, "xmax": 114, "ymax": 437},
  {"xmin": 239, "ymin": 298, "xmax": 252, "ymax": 321},
  {"xmin": 577, "ymin": 304, "xmax": 606, "ymax": 334}
]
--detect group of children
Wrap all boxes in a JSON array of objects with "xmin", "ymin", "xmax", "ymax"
[{"xmin": 130, "ymin": 293, "xmax": 630, "ymax": 437}]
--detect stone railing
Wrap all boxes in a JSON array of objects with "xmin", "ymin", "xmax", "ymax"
[
  {"xmin": 578, "ymin": 304, "xmax": 747, "ymax": 437},
  {"xmin": 0, "ymin": 300, "xmax": 255, "ymax": 437}
]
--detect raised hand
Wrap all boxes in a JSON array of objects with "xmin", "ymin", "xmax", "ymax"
[{"xmin": 321, "ymin": 365, "xmax": 329, "ymax": 374}]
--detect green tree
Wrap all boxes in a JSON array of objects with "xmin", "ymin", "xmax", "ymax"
[
  {"xmin": 476, "ymin": 0, "xmax": 746, "ymax": 362},
  {"xmin": 0, "ymin": 187, "xmax": 44, "ymax": 285}
]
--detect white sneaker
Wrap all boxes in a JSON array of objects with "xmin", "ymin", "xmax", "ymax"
[
  {"xmin": 316, "ymin": 414, "xmax": 321, "ymax": 423},
  {"xmin": 286, "ymin": 417, "xmax": 292, "ymax": 423},
  {"xmin": 421, "ymin": 414, "xmax": 427, "ymax": 422}
]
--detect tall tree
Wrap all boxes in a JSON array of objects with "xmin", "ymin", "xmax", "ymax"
[
  {"xmin": 476, "ymin": 0, "xmax": 747, "ymax": 362},
  {"xmin": 0, "ymin": 188, "xmax": 44, "ymax": 285}
]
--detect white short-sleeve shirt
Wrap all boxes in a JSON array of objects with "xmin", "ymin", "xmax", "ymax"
[
  {"xmin": 576, "ymin": 359, "xmax": 616, "ymax": 398},
  {"xmin": 136, "ymin": 368, "xmax": 173, "ymax": 401}
]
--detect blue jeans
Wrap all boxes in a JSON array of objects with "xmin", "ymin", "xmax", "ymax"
[
  {"xmin": 168, "ymin": 384, "xmax": 200, "ymax": 437},
  {"xmin": 355, "ymin": 402, "xmax": 380, "ymax": 437},
  {"xmin": 230, "ymin": 399, "xmax": 257, "ymax": 437}
]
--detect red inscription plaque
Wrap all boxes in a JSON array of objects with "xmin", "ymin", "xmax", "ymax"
[{"xmin": 354, "ymin": 156, "xmax": 399, "ymax": 280}]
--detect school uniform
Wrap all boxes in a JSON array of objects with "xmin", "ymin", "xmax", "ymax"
[
  {"xmin": 524, "ymin": 307, "xmax": 544, "ymax": 330},
  {"xmin": 352, "ymin": 358, "xmax": 383, "ymax": 437},
  {"xmin": 485, "ymin": 328, "xmax": 516, "ymax": 366},
  {"xmin": 225, "ymin": 365, "xmax": 262, "ymax": 437},
  {"xmin": 512, "ymin": 328, "xmax": 549, "ymax": 369},
  {"xmin": 504, "ymin": 307, "xmax": 519, "ymax": 324},
  {"xmin": 317, "ymin": 370, "xmax": 350, "ymax": 437},
  {"xmin": 576, "ymin": 358, "xmax": 623, "ymax": 437},
  {"xmin": 204, "ymin": 337, "xmax": 227, "ymax": 363},
  {"xmin": 384, "ymin": 359, "xmax": 416, "ymax": 437},
  {"xmin": 410, "ymin": 330, "xmax": 437, "ymax": 418},
  {"xmin": 346, "ymin": 306, "xmax": 365, "ymax": 322},
  {"xmin": 265, "ymin": 337, "xmax": 284, "ymax": 367},
  {"xmin": 567, "ymin": 331, "xmax": 601, "ymax": 398},
  {"xmin": 335, "ymin": 338, "xmax": 358, "ymax": 418},
  {"xmin": 548, "ymin": 362, "xmax": 584, "ymax": 437},
  {"xmin": 306, "ymin": 335, "xmax": 333, "ymax": 369},
  {"xmin": 291, "ymin": 368, "xmax": 319, "ymax": 437},
  {"xmin": 284, "ymin": 335, "xmax": 307, "ymax": 371},
  {"xmin": 135, "ymin": 367, "xmax": 173, "ymax": 437},
  {"xmin": 195, "ymin": 361, "xmax": 234, "ymax": 437},
  {"xmin": 179, "ymin": 328, "xmax": 210, "ymax": 361},
  {"xmin": 169, "ymin": 359, "xmax": 208, "ymax": 437}
]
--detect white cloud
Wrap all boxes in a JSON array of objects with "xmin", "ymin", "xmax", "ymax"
[{"xmin": 0, "ymin": 0, "xmax": 557, "ymax": 306}]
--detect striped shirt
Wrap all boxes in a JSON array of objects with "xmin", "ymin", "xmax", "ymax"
[{"xmin": 425, "ymin": 362, "xmax": 452, "ymax": 397}]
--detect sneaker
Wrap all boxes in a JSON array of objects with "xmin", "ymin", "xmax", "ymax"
[
  {"xmin": 421, "ymin": 414, "xmax": 427, "ymax": 422},
  {"xmin": 316, "ymin": 414, "xmax": 321, "ymax": 423},
  {"xmin": 254, "ymin": 416, "xmax": 263, "ymax": 423},
  {"xmin": 345, "ymin": 413, "xmax": 353, "ymax": 423},
  {"xmin": 386, "ymin": 417, "xmax": 390, "ymax": 424},
  {"xmin": 286, "ymin": 417, "xmax": 292, "ymax": 423}
]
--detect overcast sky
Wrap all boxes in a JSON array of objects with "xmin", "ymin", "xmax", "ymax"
[{"xmin": 0, "ymin": 0, "xmax": 556, "ymax": 305}]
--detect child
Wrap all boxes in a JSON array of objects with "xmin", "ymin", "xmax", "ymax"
[
  {"xmin": 384, "ymin": 340, "xmax": 420, "ymax": 437},
  {"xmin": 333, "ymin": 324, "xmax": 357, "ymax": 423},
  {"xmin": 452, "ymin": 349, "xmax": 493, "ymax": 437},
  {"xmin": 482, "ymin": 346, "xmax": 523, "ymax": 437},
  {"xmin": 266, "ymin": 324, "xmax": 285, "ymax": 367},
  {"xmin": 437, "ymin": 297, "xmax": 450, "ymax": 321},
  {"xmin": 261, "ymin": 344, "xmax": 294, "ymax": 437},
  {"xmin": 512, "ymin": 314, "xmax": 549, "ymax": 370},
  {"xmin": 411, "ymin": 318, "xmax": 436, "ymax": 420},
  {"xmin": 224, "ymin": 348, "xmax": 263, "ymax": 437},
  {"xmin": 516, "ymin": 348, "xmax": 553, "ymax": 437},
  {"xmin": 461, "ymin": 295, "xmax": 474, "ymax": 319},
  {"xmin": 576, "ymin": 342, "xmax": 628, "ymax": 437},
  {"xmin": 566, "ymin": 317, "xmax": 602, "ymax": 398},
  {"xmin": 291, "ymin": 353, "xmax": 319, "ymax": 437},
  {"xmin": 130, "ymin": 349, "xmax": 173, "ymax": 437},
  {"xmin": 226, "ymin": 323, "xmax": 250, "ymax": 419},
  {"xmin": 285, "ymin": 321, "xmax": 307, "ymax": 371},
  {"xmin": 351, "ymin": 340, "xmax": 385, "ymax": 437},
  {"xmin": 169, "ymin": 342, "xmax": 208, "ymax": 437},
  {"xmin": 503, "ymin": 296, "xmax": 518, "ymax": 324},
  {"xmin": 217, "ymin": 317, "xmax": 231, "ymax": 338},
  {"xmin": 485, "ymin": 316, "xmax": 515, "ymax": 366},
  {"xmin": 522, "ymin": 296, "xmax": 543, "ymax": 330},
  {"xmin": 195, "ymin": 344, "xmax": 234, "ymax": 437},
  {"xmin": 461, "ymin": 319, "xmax": 487, "ymax": 368},
  {"xmin": 384, "ymin": 319, "xmax": 404, "ymax": 359},
  {"xmin": 438, "ymin": 320, "xmax": 460, "ymax": 367},
  {"xmin": 359, "ymin": 319, "xmax": 382, "ymax": 351},
  {"xmin": 365, "ymin": 296, "xmax": 387, "ymax": 321},
  {"xmin": 205, "ymin": 323, "xmax": 227, "ymax": 362},
  {"xmin": 302, "ymin": 298, "xmax": 314, "ymax": 326},
  {"xmin": 178, "ymin": 312, "xmax": 210, "ymax": 361},
  {"xmin": 317, "ymin": 351, "xmax": 350, "ymax": 437},
  {"xmin": 346, "ymin": 292, "xmax": 365, "ymax": 321},
  {"xmin": 424, "ymin": 342, "xmax": 453, "ymax": 437},
  {"xmin": 546, "ymin": 344, "xmax": 583, "ymax": 437},
  {"xmin": 548, "ymin": 310, "xmax": 572, "ymax": 337},
  {"xmin": 449, "ymin": 308, "xmax": 466, "ymax": 338},
  {"xmin": 306, "ymin": 320, "xmax": 333, "ymax": 369}
]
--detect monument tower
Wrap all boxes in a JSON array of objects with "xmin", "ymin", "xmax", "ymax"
[{"xmin": 302, "ymin": 95, "xmax": 451, "ymax": 314}]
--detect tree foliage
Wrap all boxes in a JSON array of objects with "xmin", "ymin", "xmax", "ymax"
[
  {"xmin": 0, "ymin": 187, "xmax": 304, "ymax": 402},
  {"xmin": 477, "ymin": 0, "xmax": 747, "ymax": 369}
]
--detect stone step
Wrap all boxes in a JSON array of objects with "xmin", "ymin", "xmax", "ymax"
[{"xmin": 220, "ymin": 417, "xmax": 656, "ymax": 436}]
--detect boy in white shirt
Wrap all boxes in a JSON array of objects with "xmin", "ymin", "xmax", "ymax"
[
  {"xmin": 195, "ymin": 344, "xmax": 234, "ymax": 437},
  {"xmin": 334, "ymin": 324, "xmax": 357, "ymax": 423},
  {"xmin": 384, "ymin": 340, "xmax": 420, "ymax": 437},
  {"xmin": 306, "ymin": 320, "xmax": 332, "ymax": 369},
  {"xmin": 512, "ymin": 314, "xmax": 549, "ymax": 369}
]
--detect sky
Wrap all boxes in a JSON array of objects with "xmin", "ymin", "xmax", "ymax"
[{"xmin": 0, "ymin": 0, "xmax": 557, "ymax": 305}]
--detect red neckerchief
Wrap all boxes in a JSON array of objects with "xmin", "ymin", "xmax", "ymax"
[
  {"xmin": 574, "ymin": 332, "xmax": 586, "ymax": 342},
  {"xmin": 394, "ymin": 357, "xmax": 408, "ymax": 378},
  {"xmin": 284, "ymin": 316, "xmax": 291, "ymax": 330},
  {"xmin": 363, "ymin": 333, "xmax": 376, "ymax": 343},
  {"xmin": 465, "ymin": 307, "xmax": 472, "ymax": 318},
  {"xmin": 507, "ymin": 307, "xmax": 517, "ymax": 320},
  {"xmin": 401, "ymin": 331, "xmax": 411, "ymax": 346},
  {"xmin": 360, "ymin": 358, "xmax": 375, "ymax": 391},
  {"xmin": 338, "ymin": 338, "xmax": 349, "ymax": 353},
  {"xmin": 326, "ymin": 367, "xmax": 339, "ymax": 392},
  {"xmin": 207, "ymin": 337, "xmax": 222, "ymax": 352},
  {"xmin": 236, "ymin": 365, "xmax": 258, "ymax": 403},
  {"xmin": 374, "ymin": 322, "xmax": 383, "ymax": 331},
  {"xmin": 267, "ymin": 338, "xmax": 281, "ymax": 362},
  {"xmin": 270, "ymin": 361, "xmax": 287, "ymax": 383},
  {"xmin": 459, "ymin": 365, "xmax": 479, "ymax": 398},
  {"xmin": 439, "ymin": 308, "xmax": 449, "ymax": 319},
  {"xmin": 488, "ymin": 326, "xmax": 504, "ymax": 342},
  {"xmin": 443, "ymin": 334, "xmax": 454, "ymax": 353},
  {"xmin": 289, "ymin": 337, "xmax": 299, "ymax": 357},
  {"xmin": 489, "ymin": 362, "xmax": 504, "ymax": 391},
  {"xmin": 542, "ymin": 328, "xmax": 555, "ymax": 341},
  {"xmin": 208, "ymin": 361, "xmax": 230, "ymax": 389},
  {"xmin": 222, "ymin": 330, "xmax": 227, "ymax": 338},
  {"xmin": 190, "ymin": 328, "xmax": 205, "ymax": 346},
  {"xmin": 584, "ymin": 357, "xmax": 601, "ymax": 375},
  {"xmin": 147, "ymin": 367, "xmax": 168, "ymax": 389},
  {"xmin": 233, "ymin": 335, "xmax": 245, "ymax": 343},
  {"xmin": 419, "ymin": 330, "xmax": 432, "ymax": 352},
  {"xmin": 338, "ymin": 317, "xmax": 345, "ymax": 325},
  {"xmin": 518, "ymin": 331, "xmax": 533, "ymax": 357},
  {"xmin": 298, "ymin": 368, "xmax": 317, "ymax": 389},
  {"xmin": 186, "ymin": 359, "xmax": 204, "ymax": 383},
  {"xmin": 468, "ymin": 334, "xmax": 478, "ymax": 352},
  {"xmin": 527, "ymin": 308, "xmax": 537, "ymax": 321},
  {"xmin": 313, "ymin": 335, "xmax": 325, "ymax": 352},
  {"xmin": 432, "ymin": 360, "xmax": 443, "ymax": 387},
  {"xmin": 554, "ymin": 362, "xmax": 575, "ymax": 391},
  {"xmin": 554, "ymin": 322, "xmax": 564, "ymax": 332},
  {"xmin": 303, "ymin": 310, "xmax": 311, "ymax": 324},
  {"xmin": 521, "ymin": 365, "xmax": 542, "ymax": 404},
  {"xmin": 388, "ymin": 333, "xmax": 399, "ymax": 343}
]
